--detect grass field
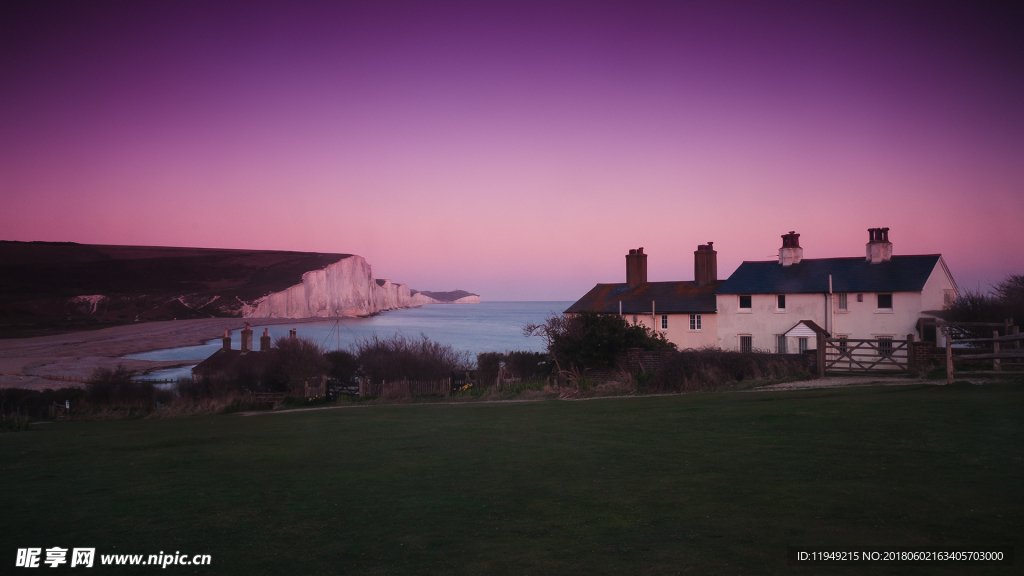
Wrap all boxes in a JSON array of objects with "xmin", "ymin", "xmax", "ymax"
[{"xmin": 2, "ymin": 383, "xmax": 1021, "ymax": 574}]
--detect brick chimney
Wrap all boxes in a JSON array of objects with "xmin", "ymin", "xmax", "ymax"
[
  {"xmin": 260, "ymin": 328, "xmax": 271, "ymax": 352},
  {"xmin": 694, "ymin": 242, "xmax": 717, "ymax": 286},
  {"xmin": 779, "ymin": 231, "xmax": 803, "ymax": 266},
  {"xmin": 222, "ymin": 329, "xmax": 231, "ymax": 351},
  {"xmin": 866, "ymin": 227, "xmax": 892, "ymax": 264},
  {"xmin": 625, "ymin": 247, "xmax": 648, "ymax": 288},
  {"xmin": 240, "ymin": 322, "xmax": 253, "ymax": 353}
]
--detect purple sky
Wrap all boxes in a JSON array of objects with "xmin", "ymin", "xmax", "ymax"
[{"xmin": 2, "ymin": 0, "xmax": 1022, "ymax": 300}]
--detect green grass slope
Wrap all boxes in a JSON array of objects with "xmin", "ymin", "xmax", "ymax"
[{"xmin": 2, "ymin": 383, "xmax": 1020, "ymax": 574}]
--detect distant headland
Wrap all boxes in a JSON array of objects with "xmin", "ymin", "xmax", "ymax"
[{"xmin": 0, "ymin": 240, "xmax": 478, "ymax": 337}]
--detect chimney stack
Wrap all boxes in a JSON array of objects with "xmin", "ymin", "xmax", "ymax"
[
  {"xmin": 240, "ymin": 322, "xmax": 253, "ymax": 353},
  {"xmin": 779, "ymin": 231, "xmax": 803, "ymax": 266},
  {"xmin": 222, "ymin": 329, "xmax": 231, "ymax": 351},
  {"xmin": 866, "ymin": 227, "xmax": 892, "ymax": 263},
  {"xmin": 260, "ymin": 328, "xmax": 271, "ymax": 352},
  {"xmin": 694, "ymin": 242, "xmax": 717, "ymax": 286},
  {"xmin": 625, "ymin": 247, "xmax": 648, "ymax": 288}
]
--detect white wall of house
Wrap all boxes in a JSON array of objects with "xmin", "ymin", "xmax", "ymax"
[
  {"xmin": 716, "ymin": 292, "xmax": 826, "ymax": 352},
  {"xmin": 715, "ymin": 259, "xmax": 956, "ymax": 351},
  {"xmin": 625, "ymin": 312, "xmax": 719, "ymax": 349}
]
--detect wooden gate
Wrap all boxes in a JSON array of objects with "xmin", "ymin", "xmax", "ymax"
[{"xmin": 819, "ymin": 336, "xmax": 911, "ymax": 375}]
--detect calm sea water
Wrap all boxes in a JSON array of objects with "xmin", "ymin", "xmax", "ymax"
[{"xmin": 127, "ymin": 301, "xmax": 571, "ymax": 379}]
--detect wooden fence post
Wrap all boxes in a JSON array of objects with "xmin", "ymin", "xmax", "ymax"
[
  {"xmin": 993, "ymin": 330, "xmax": 1001, "ymax": 372},
  {"xmin": 816, "ymin": 333, "xmax": 826, "ymax": 379},
  {"xmin": 907, "ymin": 334, "xmax": 917, "ymax": 377},
  {"xmin": 946, "ymin": 332, "xmax": 954, "ymax": 385}
]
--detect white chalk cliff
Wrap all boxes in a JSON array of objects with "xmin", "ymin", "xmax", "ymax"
[{"xmin": 241, "ymin": 255, "xmax": 472, "ymax": 319}]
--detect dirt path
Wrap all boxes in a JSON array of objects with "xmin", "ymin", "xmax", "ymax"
[{"xmin": 0, "ymin": 317, "xmax": 317, "ymax": 390}]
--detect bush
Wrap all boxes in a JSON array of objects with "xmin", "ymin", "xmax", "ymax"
[
  {"xmin": 85, "ymin": 365, "xmax": 172, "ymax": 407},
  {"xmin": 944, "ymin": 274, "xmax": 1024, "ymax": 339},
  {"xmin": 645, "ymin": 348, "xmax": 809, "ymax": 393},
  {"xmin": 524, "ymin": 312, "xmax": 674, "ymax": 373},
  {"xmin": 476, "ymin": 351, "xmax": 551, "ymax": 386},
  {"xmin": 356, "ymin": 334, "xmax": 471, "ymax": 382},
  {"xmin": 266, "ymin": 336, "xmax": 330, "ymax": 393},
  {"xmin": 325, "ymin": 350, "xmax": 359, "ymax": 384}
]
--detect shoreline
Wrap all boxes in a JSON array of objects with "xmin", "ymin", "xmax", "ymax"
[{"xmin": 0, "ymin": 317, "xmax": 333, "ymax": 390}]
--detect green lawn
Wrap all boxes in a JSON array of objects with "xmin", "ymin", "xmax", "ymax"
[{"xmin": 2, "ymin": 383, "xmax": 1021, "ymax": 575}]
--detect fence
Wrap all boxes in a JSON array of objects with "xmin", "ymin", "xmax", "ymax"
[
  {"xmin": 358, "ymin": 378, "xmax": 453, "ymax": 398},
  {"xmin": 945, "ymin": 328, "xmax": 1023, "ymax": 384},
  {"xmin": 816, "ymin": 334, "xmax": 915, "ymax": 376}
]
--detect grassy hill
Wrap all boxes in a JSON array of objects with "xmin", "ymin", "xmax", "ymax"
[
  {"xmin": 0, "ymin": 241, "xmax": 348, "ymax": 337},
  {"xmin": 2, "ymin": 383, "xmax": 1019, "ymax": 574}
]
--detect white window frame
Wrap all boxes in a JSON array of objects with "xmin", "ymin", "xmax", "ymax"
[
  {"xmin": 689, "ymin": 314, "xmax": 701, "ymax": 331},
  {"xmin": 798, "ymin": 337, "xmax": 808, "ymax": 353},
  {"xmin": 876, "ymin": 335, "xmax": 894, "ymax": 357},
  {"xmin": 876, "ymin": 293, "xmax": 894, "ymax": 313},
  {"xmin": 776, "ymin": 294, "xmax": 786, "ymax": 313},
  {"xmin": 739, "ymin": 335, "xmax": 752, "ymax": 353},
  {"xmin": 776, "ymin": 334, "xmax": 787, "ymax": 354},
  {"xmin": 738, "ymin": 295, "xmax": 752, "ymax": 313},
  {"xmin": 661, "ymin": 314, "xmax": 668, "ymax": 330},
  {"xmin": 837, "ymin": 292, "xmax": 848, "ymax": 312}
]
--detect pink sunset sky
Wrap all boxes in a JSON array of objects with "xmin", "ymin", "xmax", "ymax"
[{"xmin": 2, "ymin": 0, "xmax": 1022, "ymax": 300}]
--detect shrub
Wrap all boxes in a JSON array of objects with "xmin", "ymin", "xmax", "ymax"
[
  {"xmin": 325, "ymin": 350, "xmax": 359, "ymax": 384},
  {"xmin": 356, "ymin": 334, "xmax": 471, "ymax": 382},
  {"xmin": 524, "ymin": 312, "xmax": 674, "ymax": 373},
  {"xmin": 943, "ymin": 274, "xmax": 1024, "ymax": 339},
  {"xmin": 476, "ymin": 351, "xmax": 551, "ymax": 386},
  {"xmin": 645, "ymin": 348, "xmax": 809, "ymax": 393},
  {"xmin": 266, "ymin": 336, "xmax": 330, "ymax": 393},
  {"xmin": 84, "ymin": 365, "xmax": 172, "ymax": 407}
]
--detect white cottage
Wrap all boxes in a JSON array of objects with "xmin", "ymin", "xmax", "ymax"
[
  {"xmin": 715, "ymin": 229, "xmax": 958, "ymax": 352},
  {"xmin": 565, "ymin": 245, "xmax": 721, "ymax": 350}
]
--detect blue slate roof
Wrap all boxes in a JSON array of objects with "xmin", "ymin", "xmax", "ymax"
[{"xmin": 716, "ymin": 255, "xmax": 942, "ymax": 294}]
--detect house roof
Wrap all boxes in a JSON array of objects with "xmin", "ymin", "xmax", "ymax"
[
  {"xmin": 565, "ymin": 281, "xmax": 721, "ymax": 315},
  {"xmin": 192, "ymin": 348, "xmax": 273, "ymax": 377},
  {"xmin": 784, "ymin": 320, "xmax": 829, "ymax": 338},
  {"xmin": 716, "ymin": 255, "xmax": 942, "ymax": 294}
]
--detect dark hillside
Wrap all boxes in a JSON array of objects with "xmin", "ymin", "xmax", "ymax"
[{"xmin": 0, "ymin": 241, "xmax": 349, "ymax": 337}]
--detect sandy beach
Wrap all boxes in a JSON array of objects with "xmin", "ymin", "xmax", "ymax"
[{"xmin": 0, "ymin": 318, "xmax": 320, "ymax": 390}]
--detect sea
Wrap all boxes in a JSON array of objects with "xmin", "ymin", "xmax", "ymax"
[{"xmin": 126, "ymin": 301, "xmax": 572, "ymax": 380}]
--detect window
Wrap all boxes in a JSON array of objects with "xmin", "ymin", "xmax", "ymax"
[
  {"xmin": 739, "ymin": 295, "xmax": 752, "ymax": 309},
  {"xmin": 632, "ymin": 315, "xmax": 637, "ymax": 324},
  {"xmin": 943, "ymin": 289, "xmax": 955, "ymax": 306},
  {"xmin": 776, "ymin": 335, "xmax": 787, "ymax": 354},
  {"xmin": 798, "ymin": 337, "xmax": 808, "ymax": 353},
  {"xmin": 661, "ymin": 314, "xmax": 668, "ymax": 330},
  {"xmin": 857, "ymin": 293, "xmax": 863, "ymax": 302},
  {"xmin": 777, "ymin": 294, "xmax": 786, "ymax": 310},
  {"xmin": 740, "ymin": 335, "xmax": 752, "ymax": 353},
  {"xmin": 838, "ymin": 336, "xmax": 848, "ymax": 354},
  {"xmin": 877, "ymin": 293, "xmax": 893, "ymax": 310},
  {"xmin": 838, "ymin": 292, "xmax": 848, "ymax": 311},
  {"xmin": 689, "ymin": 314, "xmax": 701, "ymax": 330},
  {"xmin": 878, "ymin": 336, "xmax": 893, "ymax": 357}
]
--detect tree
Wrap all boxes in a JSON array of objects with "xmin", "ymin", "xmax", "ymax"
[
  {"xmin": 524, "ymin": 312, "xmax": 674, "ymax": 377},
  {"xmin": 267, "ymin": 336, "xmax": 330, "ymax": 393},
  {"xmin": 943, "ymin": 274, "xmax": 1024, "ymax": 337}
]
